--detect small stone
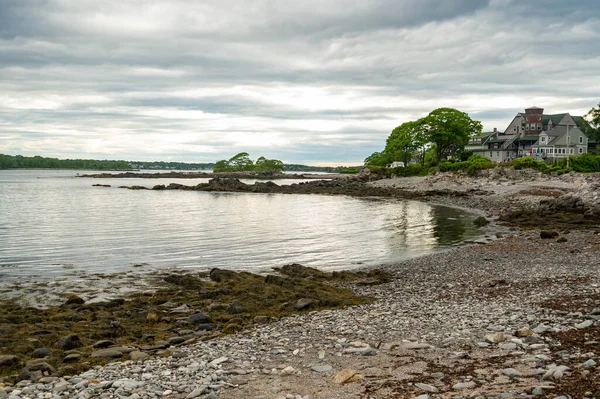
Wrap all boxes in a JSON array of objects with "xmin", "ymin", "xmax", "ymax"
[
  {"xmin": 92, "ymin": 340, "xmax": 115, "ymax": 349},
  {"xmin": 279, "ymin": 366, "xmax": 296, "ymax": 376},
  {"xmin": 415, "ymin": 382, "xmax": 439, "ymax": 393},
  {"xmin": 32, "ymin": 348, "xmax": 51, "ymax": 358},
  {"xmin": 502, "ymin": 368, "xmax": 522, "ymax": 378},
  {"xmin": 485, "ymin": 332, "xmax": 506, "ymax": 343},
  {"xmin": 129, "ymin": 351, "xmax": 149, "ymax": 362},
  {"xmin": 332, "ymin": 369, "xmax": 357, "ymax": 384},
  {"xmin": 311, "ymin": 365, "xmax": 333, "ymax": 373},
  {"xmin": 453, "ymin": 381, "xmax": 476, "ymax": 390},
  {"xmin": 581, "ymin": 359, "xmax": 596, "ymax": 368},
  {"xmin": 295, "ymin": 298, "xmax": 314, "ymax": 310},
  {"xmin": 63, "ymin": 353, "xmax": 81, "ymax": 363},
  {"xmin": 575, "ymin": 320, "xmax": 593, "ymax": 329},
  {"xmin": 91, "ymin": 349, "xmax": 124, "ymax": 358}
]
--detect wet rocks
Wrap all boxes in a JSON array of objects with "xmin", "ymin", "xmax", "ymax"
[{"xmin": 55, "ymin": 334, "xmax": 82, "ymax": 350}]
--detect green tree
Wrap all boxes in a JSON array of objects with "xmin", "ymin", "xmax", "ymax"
[
  {"xmin": 255, "ymin": 156, "xmax": 285, "ymax": 172},
  {"xmin": 364, "ymin": 151, "xmax": 392, "ymax": 167},
  {"xmin": 583, "ymin": 103, "xmax": 600, "ymax": 142},
  {"xmin": 384, "ymin": 121, "xmax": 423, "ymax": 167},
  {"xmin": 420, "ymin": 108, "xmax": 482, "ymax": 164},
  {"xmin": 228, "ymin": 152, "xmax": 254, "ymax": 171}
]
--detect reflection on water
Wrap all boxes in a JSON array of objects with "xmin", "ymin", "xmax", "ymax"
[{"xmin": 0, "ymin": 170, "xmax": 485, "ymax": 283}]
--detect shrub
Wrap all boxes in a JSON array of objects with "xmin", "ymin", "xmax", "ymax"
[
  {"xmin": 568, "ymin": 153, "xmax": 600, "ymax": 173},
  {"xmin": 437, "ymin": 154, "xmax": 493, "ymax": 176},
  {"xmin": 338, "ymin": 167, "xmax": 360, "ymax": 174},
  {"xmin": 511, "ymin": 157, "xmax": 550, "ymax": 173}
]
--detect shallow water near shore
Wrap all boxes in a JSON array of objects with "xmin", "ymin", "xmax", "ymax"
[{"xmin": 1, "ymin": 170, "xmax": 487, "ymax": 290}]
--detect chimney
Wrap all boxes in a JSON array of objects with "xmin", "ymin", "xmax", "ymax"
[
  {"xmin": 493, "ymin": 127, "xmax": 497, "ymax": 133},
  {"xmin": 524, "ymin": 106, "xmax": 544, "ymax": 134}
]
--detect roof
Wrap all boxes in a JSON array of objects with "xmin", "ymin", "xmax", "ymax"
[
  {"xmin": 533, "ymin": 125, "xmax": 587, "ymax": 146},
  {"xmin": 543, "ymin": 114, "xmax": 567, "ymax": 125},
  {"xmin": 519, "ymin": 135, "xmax": 540, "ymax": 141}
]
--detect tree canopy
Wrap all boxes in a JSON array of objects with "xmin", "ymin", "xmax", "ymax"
[
  {"xmin": 213, "ymin": 153, "xmax": 285, "ymax": 173},
  {"xmin": 365, "ymin": 107, "xmax": 482, "ymax": 167},
  {"xmin": 0, "ymin": 154, "xmax": 130, "ymax": 170},
  {"xmin": 583, "ymin": 103, "xmax": 600, "ymax": 142}
]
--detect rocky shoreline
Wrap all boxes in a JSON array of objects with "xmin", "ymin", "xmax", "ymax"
[
  {"xmin": 2, "ymin": 169, "xmax": 600, "ymax": 398},
  {"xmin": 80, "ymin": 171, "xmax": 347, "ymax": 180}
]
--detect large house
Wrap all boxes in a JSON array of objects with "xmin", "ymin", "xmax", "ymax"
[{"xmin": 466, "ymin": 106, "xmax": 589, "ymax": 163}]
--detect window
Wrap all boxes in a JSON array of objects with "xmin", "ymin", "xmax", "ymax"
[
  {"xmin": 489, "ymin": 152, "xmax": 492, "ymax": 158},
  {"xmin": 579, "ymin": 148, "xmax": 583, "ymax": 154},
  {"xmin": 540, "ymin": 136, "xmax": 546, "ymax": 143},
  {"xmin": 496, "ymin": 151, "xmax": 500, "ymax": 157},
  {"xmin": 531, "ymin": 123, "xmax": 536, "ymax": 130},
  {"xmin": 537, "ymin": 123, "xmax": 542, "ymax": 130},
  {"xmin": 579, "ymin": 136, "xmax": 583, "ymax": 144},
  {"xmin": 526, "ymin": 124, "xmax": 529, "ymax": 131},
  {"xmin": 570, "ymin": 148, "xmax": 574, "ymax": 154},
  {"xmin": 513, "ymin": 127, "xmax": 516, "ymax": 132}
]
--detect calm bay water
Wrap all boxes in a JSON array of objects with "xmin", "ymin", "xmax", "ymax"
[{"xmin": 0, "ymin": 170, "xmax": 485, "ymax": 283}]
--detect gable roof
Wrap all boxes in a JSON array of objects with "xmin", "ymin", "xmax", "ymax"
[{"xmin": 534, "ymin": 125, "xmax": 586, "ymax": 146}]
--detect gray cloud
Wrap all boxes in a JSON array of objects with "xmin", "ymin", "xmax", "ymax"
[{"xmin": 0, "ymin": 0, "xmax": 599, "ymax": 165}]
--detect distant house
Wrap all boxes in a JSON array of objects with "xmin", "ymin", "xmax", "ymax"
[{"xmin": 467, "ymin": 106, "xmax": 589, "ymax": 162}]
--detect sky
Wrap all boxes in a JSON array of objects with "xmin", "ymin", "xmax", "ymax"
[{"xmin": 1, "ymin": 0, "xmax": 599, "ymax": 166}]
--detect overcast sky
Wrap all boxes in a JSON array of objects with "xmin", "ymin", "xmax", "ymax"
[{"xmin": 1, "ymin": 0, "xmax": 599, "ymax": 165}]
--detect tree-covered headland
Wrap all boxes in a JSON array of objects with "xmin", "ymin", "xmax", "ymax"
[
  {"xmin": 213, "ymin": 152, "xmax": 285, "ymax": 173},
  {"xmin": 0, "ymin": 154, "xmax": 130, "ymax": 170}
]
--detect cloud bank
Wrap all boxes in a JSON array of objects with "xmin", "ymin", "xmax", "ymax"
[{"xmin": 1, "ymin": 0, "xmax": 599, "ymax": 165}]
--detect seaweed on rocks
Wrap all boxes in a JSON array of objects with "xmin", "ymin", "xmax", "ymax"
[{"xmin": 0, "ymin": 265, "xmax": 380, "ymax": 383}]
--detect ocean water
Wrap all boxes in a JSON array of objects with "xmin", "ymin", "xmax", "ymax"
[{"xmin": 0, "ymin": 169, "xmax": 485, "ymax": 283}]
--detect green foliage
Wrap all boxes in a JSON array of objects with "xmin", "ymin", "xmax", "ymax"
[
  {"xmin": 338, "ymin": 167, "xmax": 360, "ymax": 174},
  {"xmin": 364, "ymin": 151, "xmax": 392, "ymax": 167},
  {"xmin": 510, "ymin": 157, "xmax": 550, "ymax": 173},
  {"xmin": 420, "ymin": 108, "xmax": 483, "ymax": 164},
  {"xmin": 582, "ymin": 103, "xmax": 600, "ymax": 142},
  {"xmin": 0, "ymin": 154, "xmax": 130, "ymax": 170},
  {"xmin": 456, "ymin": 149, "xmax": 474, "ymax": 162},
  {"xmin": 438, "ymin": 154, "xmax": 494, "ymax": 176},
  {"xmin": 567, "ymin": 153, "xmax": 600, "ymax": 173},
  {"xmin": 390, "ymin": 164, "xmax": 432, "ymax": 177},
  {"xmin": 385, "ymin": 121, "xmax": 425, "ymax": 167},
  {"xmin": 213, "ymin": 153, "xmax": 285, "ymax": 173}
]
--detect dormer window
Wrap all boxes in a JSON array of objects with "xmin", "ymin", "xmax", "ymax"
[
  {"xmin": 537, "ymin": 123, "xmax": 542, "ymax": 130},
  {"xmin": 526, "ymin": 125, "xmax": 529, "ymax": 131},
  {"xmin": 540, "ymin": 136, "xmax": 546, "ymax": 143}
]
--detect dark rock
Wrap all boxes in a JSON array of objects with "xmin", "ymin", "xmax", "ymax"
[
  {"xmin": 279, "ymin": 263, "xmax": 327, "ymax": 278},
  {"xmin": 264, "ymin": 274, "xmax": 296, "ymax": 289},
  {"xmin": 55, "ymin": 334, "xmax": 83, "ymax": 350},
  {"xmin": 188, "ymin": 313, "xmax": 211, "ymax": 324},
  {"xmin": 64, "ymin": 295, "xmax": 85, "ymax": 305},
  {"xmin": 25, "ymin": 359, "xmax": 55, "ymax": 373},
  {"xmin": 209, "ymin": 268, "xmax": 237, "ymax": 282},
  {"xmin": 63, "ymin": 353, "xmax": 81, "ymax": 363},
  {"xmin": 295, "ymin": 298, "xmax": 315, "ymax": 310},
  {"xmin": 195, "ymin": 323, "xmax": 215, "ymax": 331},
  {"xmin": 556, "ymin": 236, "xmax": 568, "ymax": 243},
  {"xmin": 540, "ymin": 230, "xmax": 559, "ymax": 239},
  {"xmin": 90, "ymin": 349, "xmax": 124, "ymax": 359},
  {"xmin": 228, "ymin": 300, "xmax": 246, "ymax": 314},
  {"xmin": 152, "ymin": 184, "xmax": 166, "ymax": 190},
  {"xmin": 18, "ymin": 367, "xmax": 31, "ymax": 381},
  {"xmin": 0, "ymin": 355, "xmax": 19, "ymax": 368},
  {"xmin": 92, "ymin": 340, "xmax": 115, "ymax": 349},
  {"xmin": 31, "ymin": 347, "xmax": 51, "ymax": 358},
  {"xmin": 167, "ymin": 336, "xmax": 186, "ymax": 346},
  {"xmin": 254, "ymin": 315, "xmax": 269, "ymax": 324},
  {"xmin": 473, "ymin": 216, "xmax": 489, "ymax": 226}
]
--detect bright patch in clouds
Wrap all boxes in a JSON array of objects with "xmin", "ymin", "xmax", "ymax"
[{"xmin": 0, "ymin": 0, "xmax": 599, "ymax": 165}]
